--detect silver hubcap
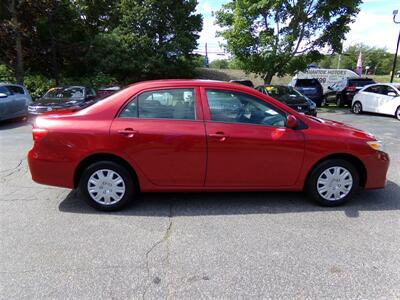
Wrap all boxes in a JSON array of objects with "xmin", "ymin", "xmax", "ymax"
[
  {"xmin": 353, "ymin": 103, "xmax": 361, "ymax": 113},
  {"xmin": 317, "ymin": 167, "xmax": 353, "ymax": 201},
  {"xmin": 87, "ymin": 169, "xmax": 125, "ymax": 205}
]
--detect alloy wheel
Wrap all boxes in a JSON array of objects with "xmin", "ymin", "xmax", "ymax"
[{"xmin": 353, "ymin": 102, "xmax": 361, "ymax": 114}]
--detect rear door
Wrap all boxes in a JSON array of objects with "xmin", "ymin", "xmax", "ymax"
[
  {"xmin": 5, "ymin": 85, "xmax": 27, "ymax": 116},
  {"xmin": 202, "ymin": 88, "xmax": 305, "ymax": 188},
  {"xmin": 110, "ymin": 87, "xmax": 207, "ymax": 186}
]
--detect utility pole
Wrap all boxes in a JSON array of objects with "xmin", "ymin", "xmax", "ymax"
[
  {"xmin": 391, "ymin": 10, "xmax": 400, "ymax": 83},
  {"xmin": 205, "ymin": 43, "xmax": 209, "ymax": 68}
]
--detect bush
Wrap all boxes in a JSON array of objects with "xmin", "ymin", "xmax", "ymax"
[{"xmin": 24, "ymin": 75, "xmax": 55, "ymax": 101}]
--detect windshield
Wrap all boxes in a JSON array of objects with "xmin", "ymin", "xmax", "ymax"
[
  {"xmin": 43, "ymin": 87, "xmax": 84, "ymax": 99},
  {"xmin": 265, "ymin": 85, "xmax": 306, "ymax": 101}
]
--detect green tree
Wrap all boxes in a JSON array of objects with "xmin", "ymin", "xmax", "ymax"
[
  {"xmin": 215, "ymin": 0, "xmax": 362, "ymax": 84},
  {"xmin": 318, "ymin": 44, "xmax": 397, "ymax": 75},
  {"xmin": 111, "ymin": 0, "xmax": 202, "ymax": 81},
  {"xmin": 209, "ymin": 59, "xmax": 229, "ymax": 69}
]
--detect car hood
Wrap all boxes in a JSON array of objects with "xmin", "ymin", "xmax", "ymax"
[
  {"xmin": 309, "ymin": 116, "xmax": 376, "ymax": 140},
  {"xmin": 275, "ymin": 96, "xmax": 308, "ymax": 105},
  {"xmin": 33, "ymin": 98, "xmax": 84, "ymax": 107}
]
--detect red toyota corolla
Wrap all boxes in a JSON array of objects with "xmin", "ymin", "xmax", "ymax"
[{"xmin": 28, "ymin": 80, "xmax": 389, "ymax": 211}]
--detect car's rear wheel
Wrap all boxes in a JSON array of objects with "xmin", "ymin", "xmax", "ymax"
[
  {"xmin": 396, "ymin": 106, "xmax": 400, "ymax": 120},
  {"xmin": 352, "ymin": 101, "xmax": 362, "ymax": 114},
  {"xmin": 78, "ymin": 161, "xmax": 135, "ymax": 211},
  {"xmin": 306, "ymin": 159, "xmax": 359, "ymax": 206},
  {"xmin": 336, "ymin": 95, "xmax": 345, "ymax": 107}
]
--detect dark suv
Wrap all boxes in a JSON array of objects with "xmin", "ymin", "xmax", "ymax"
[
  {"xmin": 256, "ymin": 85, "xmax": 317, "ymax": 116},
  {"xmin": 291, "ymin": 79, "xmax": 323, "ymax": 107},
  {"xmin": 323, "ymin": 78, "xmax": 376, "ymax": 107}
]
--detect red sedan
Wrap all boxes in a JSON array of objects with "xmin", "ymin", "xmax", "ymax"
[{"xmin": 28, "ymin": 80, "xmax": 389, "ymax": 211}]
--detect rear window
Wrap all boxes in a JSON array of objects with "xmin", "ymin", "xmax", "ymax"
[
  {"xmin": 348, "ymin": 79, "xmax": 375, "ymax": 87},
  {"xmin": 296, "ymin": 79, "xmax": 318, "ymax": 87}
]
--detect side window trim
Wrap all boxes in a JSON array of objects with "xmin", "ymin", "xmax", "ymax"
[{"xmin": 118, "ymin": 87, "xmax": 198, "ymax": 121}]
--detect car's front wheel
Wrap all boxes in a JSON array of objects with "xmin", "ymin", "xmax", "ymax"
[
  {"xmin": 352, "ymin": 101, "xmax": 362, "ymax": 114},
  {"xmin": 78, "ymin": 161, "xmax": 135, "ymax": 211},
  {"xmin": 396, "ymin": 106, "xmax": 400, "ymax": 120},
  {"xmin": 306, "ymin": 159, "xmax": 359, "ymax": 206}
]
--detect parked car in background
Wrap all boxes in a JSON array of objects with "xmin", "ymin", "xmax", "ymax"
[
  {"xmin": 229, "ymin": 79, "xmax": 254, "ymax": 88},
  {"xmin": 96, "ymin": 86, "xmax": 122, "ymax": 99},
  {"xmin": 352, "ymin": 83, "xmax": 400, "ymax": 120},
  {"xmin": 291, "ymin": 68, "xmax": 360, "ymax": 92},
  {"xmin": 255, "ymin": 85, "xmax": 317, "ymax": 116},
  {"xmin": 0, "ymin": 83, "xmax": 32, "ymax": 121},
  {"xmin": 28, "ymin": 80, "xmax": 389, "ymax": 211},
  {"xmin": 28, "ymin": 86, "xmax": 97, "ymax": 116},
  {"xmin": 323, "ymin": 78, "xmax": 376, "ymax": 107},
  {"xmin": 289, "ymin": 78, "xmax": 323, "ymax": 107}
]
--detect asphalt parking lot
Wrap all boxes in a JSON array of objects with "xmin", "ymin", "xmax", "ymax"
[{"xmin": 1, "ymin": 110, "xmax": 399, "ymax": 299}]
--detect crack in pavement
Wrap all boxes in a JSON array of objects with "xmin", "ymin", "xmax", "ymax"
[
  {"xmin": 0, "ymin": 158, "xmax": 24, "ymax": 174},
  {"xmin": 142, "ymin": 202, "xmax": 173, "ymax": 300},
  {"xmin": 1, "ymin": 158, "xmax": 27, "ymax": 184}
]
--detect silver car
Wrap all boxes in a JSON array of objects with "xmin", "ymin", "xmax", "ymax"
[{"xmin": 0, "ymin": 83, "xmax": 32, "ymax": 121}]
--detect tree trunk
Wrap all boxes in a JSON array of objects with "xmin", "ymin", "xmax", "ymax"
[
  {"xmin": 10, "ymin": 0, "xmax": 24, "ymax": 84},
  {"xmin": 263, "ymin": 73, "xmax": 274, "ymax": 85},
  {"xmin": 48, "ymin": 10, "xmax": 60, "ymax": 86}
]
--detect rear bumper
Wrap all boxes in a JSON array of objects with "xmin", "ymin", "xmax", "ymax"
[
  {"xmin": 364, "ymin": 151, "xmax": 390, "ymax": 189},
  {"xmin": 28, "ymin": 148, "xmax": 75, "ymax": 189}
]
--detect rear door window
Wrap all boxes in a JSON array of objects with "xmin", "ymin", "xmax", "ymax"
[
  {"xmin": 119, "ymin": 88, "xmax": 196, "ymax": 120},
  {"xmin": 6, "ymin": 85, "xmax": 25, "ymax": 94}
]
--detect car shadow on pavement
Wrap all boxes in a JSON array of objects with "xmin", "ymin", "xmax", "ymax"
[
  {"xmin": 58, "ymin": 180, "xmax": 400, "ymax": 218},
  {"xmin": 0, "ymin": 117, "xmax": 31, "ymax": 130}
]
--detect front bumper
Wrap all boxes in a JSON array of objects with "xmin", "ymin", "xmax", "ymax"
[{"xmin": 364, "ymin": 151, "xmax": 390, "ymax": 189}]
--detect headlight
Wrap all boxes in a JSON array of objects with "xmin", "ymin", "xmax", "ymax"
[
  {"xmin": 309, "ymin": 101, "xmax": 316, "ymax": 110},
  {"xmin": 367, "ymin": 140, "xmax": 384, "ymax": 152}
]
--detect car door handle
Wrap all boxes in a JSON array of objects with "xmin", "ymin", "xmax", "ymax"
[
  {"xmin": 208, "ymin": 132, "xmax": 228, "ymax": 142},
  {"xmin": 117, "ymin": 128, "xmax": 137, "ymax": 138}
]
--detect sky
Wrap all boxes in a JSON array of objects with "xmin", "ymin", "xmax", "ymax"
[{"xmin": 195, "ymin": 0, "xmax": 400, "ymax": 61}]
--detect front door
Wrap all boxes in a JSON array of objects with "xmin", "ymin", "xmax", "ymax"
[
  {"xmin": 203, "ymin": 88, "xmax": 305, "ymax": 187},
  {"xmin": 110, "ymin": 87, "xmax": 207, "ymax": 186}
]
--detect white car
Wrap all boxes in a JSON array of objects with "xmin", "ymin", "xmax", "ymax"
[{"xmin": 352, "ymin": 83, "xmax": 400, "ymax": 120}]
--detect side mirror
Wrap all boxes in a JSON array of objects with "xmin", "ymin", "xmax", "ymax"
[
  {"xmin": 387, "ymin": 91, "xmax": 397, "ymax": 97},
  {"xmin": 0, "ymin": 93, "xmax": 8, "ymax": 98},
  {"xmin": 327, "ymin": 86, "xmax": 332, "ymax": 90},
  {"xmin": 287, "ymin": 115, "xmax": 298, "ymax": 129}
]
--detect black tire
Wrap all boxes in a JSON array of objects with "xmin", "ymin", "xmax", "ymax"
[
  {"xmin": 352, "ymin": 101, "xmax": 362, "ymax": 114},
  {"xmin": 306, "ymin": 159, "xmax": 359, "ymax": 207},
  {"xmin": 321, "ymin": 97, "xmax": 327, "ymax": 107},
  {"xmin": 78, "ymin": 161, "xmax": 136, "ymax": 211},
  {"xmin": 396, "ymin": 106, "xmax": 400, "ymax": 120},
  {"xmin": 336, "ymin": 95, "xmax": 345, "ymax": 107}
]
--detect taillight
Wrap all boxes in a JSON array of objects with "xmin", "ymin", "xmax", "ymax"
[
  {"xmin": 346, "ymin": 86, "xmax": 356, "ymax": 92},
  {"xmin": 32, "ymin": 128, "xmax": 48, "ymax": 142}
]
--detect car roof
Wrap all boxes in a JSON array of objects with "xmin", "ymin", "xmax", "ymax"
[
  {"xmin": 128, "ymin": 79, "xmax": 253, "ymax": 90},
  {"xmin": 0, "ymin": 82, "xmax": 24, "ymax": 87}
]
